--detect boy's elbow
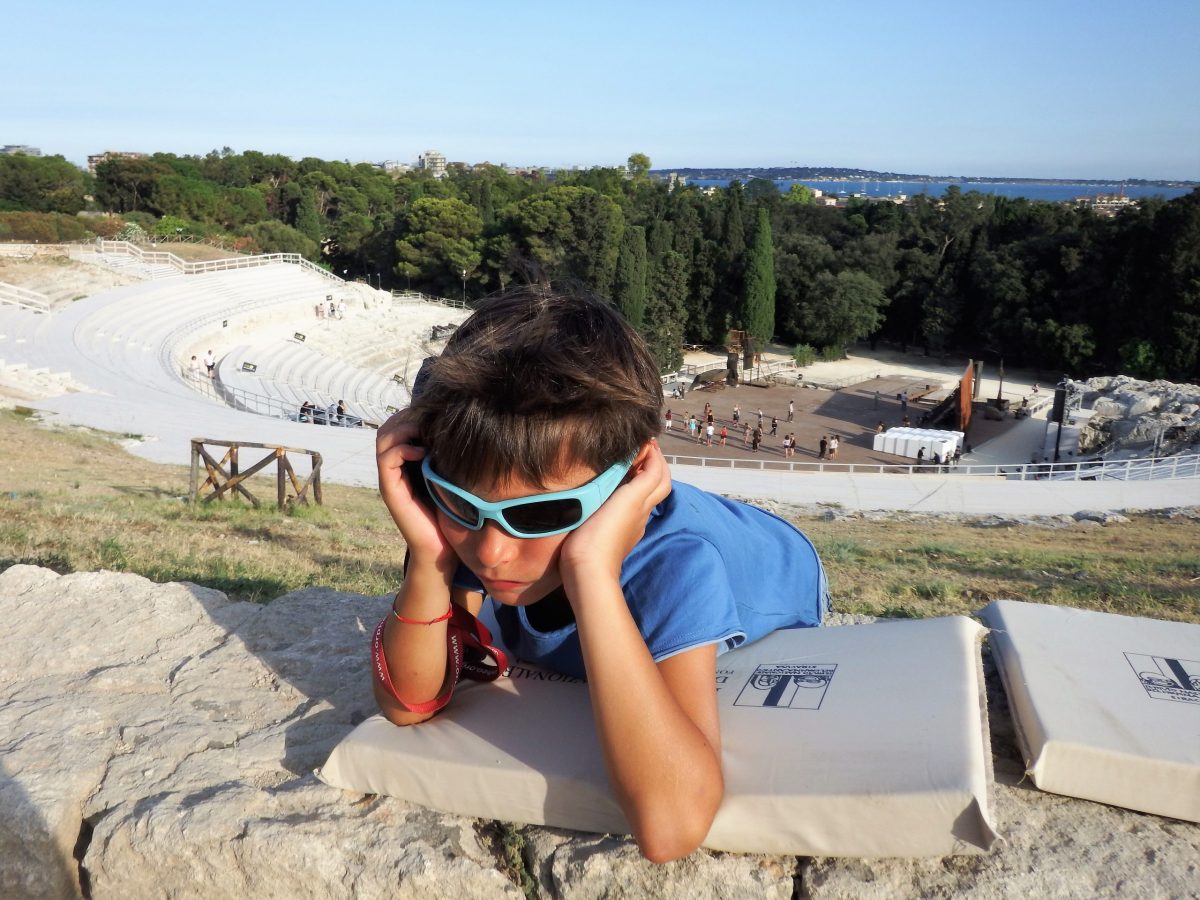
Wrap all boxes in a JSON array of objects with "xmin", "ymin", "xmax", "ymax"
[
  {"xmin": 372, "ymin": 682, "xmax": 435, "ymax": 727},
  {"xmin": 378, "ymin": 704, "xmax": 434, "ymax": 727},
  {"xmin": 631, "ymin": 779, "xmax": 724, "ymax": 864},
  {"xmin": 633, "ymin": 813, "xmax": 714, "ymax": 864}
]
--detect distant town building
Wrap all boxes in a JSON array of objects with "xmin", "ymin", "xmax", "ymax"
[
  {"xmin": 1, "ymin": 144, "xmax": 42, "ymax": 156},
  {"xmin": 666, "ymin": 172, "xmax": 687, "ymax": 190},
  {"xmin": 378, "ymin": 160, "xmax": 412, "ymax": 173},
  {"xmin": 1074, "ymin": 193, "xmax": 1138, "ymax": 217},
  {"xmin": 87, "ymin": 150, "xmax": 147, "ymax": 175},
  {"xmin": 417, "ymin": 150, "xmax": 447, "ymax": 179}
]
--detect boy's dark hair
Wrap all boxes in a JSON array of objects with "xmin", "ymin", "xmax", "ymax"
[{"xmin": 411, "ymin": 282, "xmax": 662, "ymax": 488}]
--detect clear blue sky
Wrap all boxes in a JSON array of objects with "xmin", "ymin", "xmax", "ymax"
[{"xmin": 4, "ymin": 0, "xmax": 1198, "ymax": 180}]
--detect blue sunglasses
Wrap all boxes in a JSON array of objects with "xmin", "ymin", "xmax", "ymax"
[{"xmin": 420, "ymin": 455, "xmax": 633, "ymax": 538}]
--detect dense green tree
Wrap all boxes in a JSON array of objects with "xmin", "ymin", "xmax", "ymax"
[
  {"xmin": 713, "ymin": 182, "xmax": 747, "ymax": 332},
  {"xmin": 500, "ymin": 185, "xmax": 623, "ymax": 294},
  {"xmin": 94, "ymin": 157, "xmax": 171, "ymax": 213},
  {"xmin": 28, "ymin": 140, "xmax": 1200, "ymax": 381},
  {"xmin": 774, "ymin": 233, "xmax": 835, "ymax": 343},
  {"xmin": 1140, "ymin": 191, "xmax": 1200, "ymax": 379},
  {"xmin": 686, "ymin": 238, "xmax": 720, "ymax": 343},
  {"xmin": 293, "ymin": 190, "xmax": 323, "ymax": 242},
  {"xmin": 645, "ymin": 249, "xmax": 689, "ymax": 372},
  {"xmin": 394, "ymin": 196, "xmax": 483, "ymax": 297},
  {"xmin": 1031, "ymin": 319, "xmax": 1097, "ymax": 372},
  {"xmin": 799, "ymin": 270, "xmax": 889, "ymax": 354},
  {"xmin": 741, "ymin": 209, "xmax": 777, "ymax": 346},
  {"xmin": 0, "ymin": 154, "xmax": 88, "ymax": 213},
  {"xmin": 1118, "ymin": 339, "xmax": 1165, "ymax": 379},
  {"xmin": 613, "ymin": 225, "xmax": 648, "ymax": 327},
  {"xmin": 241, "ymin": 220, "xmax": 319, "ymax": 258},
  {"xmin": 782, "ymin": 183, "xmax": 815, "ymax": 205}
]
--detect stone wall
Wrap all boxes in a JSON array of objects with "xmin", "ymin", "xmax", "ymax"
[{"xmin": 2, "ymin": 565, "xmax": 1196, "ymax": 899}]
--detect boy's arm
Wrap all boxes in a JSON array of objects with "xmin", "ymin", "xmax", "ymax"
[
  {"xmin": 373, "ymin": 581, "xmax": 483, "ymax": 726},
  {"xmin": 560, "ymin": 441, "xmax": 724, "ymax": 863},
  {"xmin": 374, "ymin": 410, "xmax": 479, "ymax": 724},
  {"xmin": 567, "ymin": 584, "xmax": 724, "ymax": 863}
]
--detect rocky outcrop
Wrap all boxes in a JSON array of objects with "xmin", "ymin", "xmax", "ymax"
[
  {"xmin": 1080, "ymin": 375, "xmax": 1200, "ymax": 456},
  {"xmin": 2, "ymin": 565, "xmax": 1197, "ymax": 899}
]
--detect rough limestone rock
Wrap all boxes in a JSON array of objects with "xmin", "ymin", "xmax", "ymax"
[
  {"xmin": 1081, "ymin": 375, "xmax": 1200, "ymax": 455},
  {"xmin": 3, "ymin": 565, "xmax": 1198, "ymax": 899},
  {"xmin": 1091, "ymin": 396, "xmax": 1128, "ymax": 418},
  {"xmin": 0, "ymin": 566, "xmax": 516, "ymax": 900},
  {"xmin": 1072, "ymin": 509, "xmax": 1131, "ymax": 526},
  {"xmin": 1112, "ymin": 390, "xmax": 1161, "ymax": 417}
]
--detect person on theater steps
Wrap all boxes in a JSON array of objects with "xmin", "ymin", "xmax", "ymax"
[{"xmin": 374, "ymin": 284, "xmax": 827, "ymax": 864}]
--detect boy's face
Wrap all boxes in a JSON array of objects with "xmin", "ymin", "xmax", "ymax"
[{"xmin": 437, "ymin": 460, "xmax": 602, "ymax": 606}]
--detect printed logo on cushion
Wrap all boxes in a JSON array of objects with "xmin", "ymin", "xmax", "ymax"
[
  {"xmin": 1124, "ymin": 652, "xmax": 1200, "ymax": 705},
  {"xmin": 733, "ymin": 664, "xmax": 837, "ymax": 709}
]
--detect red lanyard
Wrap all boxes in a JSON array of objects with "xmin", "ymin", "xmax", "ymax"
[{"xmin": 371, "ymin": 605, "xmax": 509, "ymax": 715}]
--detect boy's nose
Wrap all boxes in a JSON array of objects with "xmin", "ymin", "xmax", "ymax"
[{"xmin": 472, "ymin": 520, "xmax": 517, "ymax": 568}]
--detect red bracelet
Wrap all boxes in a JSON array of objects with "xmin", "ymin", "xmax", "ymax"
[
  {"xmin": 371, "ymin": 605, "xmax": 509, "ymax": 715},
  {"xmin": 391, "ymin": 598, "xmax": 453, "ymax": 625}
]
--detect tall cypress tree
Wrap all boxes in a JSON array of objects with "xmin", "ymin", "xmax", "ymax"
[
  {"xmin": 613, "ymin": 225, "xmax": 647, "ymax": 327},
  {"xmin": 742, "ymin": 208, "xmax": 776, "ymax": 346},
  {"xmin": 646, "ymin": 249, "xmax": 689, "ymax": 373},
  {"xmin": 294, "ymin": 189, "xmax": 322, "ymax": 242},
  {"xmin": 715, "ymin": 182, "xmax": 747, "ymax": 332}
]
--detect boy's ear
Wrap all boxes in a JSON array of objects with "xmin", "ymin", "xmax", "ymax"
[{"xmin": 630, "ymin": 439, "xmax": 657, "ymax": 470}]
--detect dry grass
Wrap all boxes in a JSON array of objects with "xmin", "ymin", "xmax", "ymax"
[
  {"xmin": 1, "ymin": 409, "xmax": 1197, "ymax": 623},
  {"xmin": 806, "ymin": 518, "xmax": 1200, "ymax": 623},
  {"xmin": 0, "ymin": 410, "xmax": 405, "ymax": 602}
]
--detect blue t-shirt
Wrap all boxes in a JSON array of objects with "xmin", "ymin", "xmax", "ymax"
[{"xmin": 455, "ymin": 480, "xmax": 828, "ymax": 680}]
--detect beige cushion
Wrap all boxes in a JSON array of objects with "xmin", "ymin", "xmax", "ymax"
[
  {"xmin": 979, "ymin": 600, "xmax": 1200, "ymax": 823},
  {"xmin": 319, "ymin": 615, "xmax": 997, "ymax": 856}
]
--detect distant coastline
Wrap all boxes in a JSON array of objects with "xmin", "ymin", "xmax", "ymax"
[{"xmin": 652, "ymin": 166, "xmax": 1197, "ymax": 190}]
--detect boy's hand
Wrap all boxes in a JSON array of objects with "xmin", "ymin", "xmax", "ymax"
[
  {"xmin": 560, "ymin": 440, "xmax": 672, "ymax": 585},
  {"xmin": 376, "ymin": 410, "xmax": 456, "ymax": 571}
]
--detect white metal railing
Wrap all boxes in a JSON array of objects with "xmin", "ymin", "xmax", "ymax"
[
  {"xmin": 743, "ymin": 360, "xmax": 798, "ymax": 384},
  {"xmin": 0, "ymin": 244, "xmax": 39, "ymax": 259},
  {"xmin": 0, "ymin": 281, "xmax": 51, "ymax": 313},
  {"xmin": 89, "ymin": 240, "xmax": 343, "ymax": 283},
  {"xmin": 184, "ymin": 370, "xmax": 370, "ymax": 427},
  {"xmin": 391, "ymin": 289, "xmax": 469, "ymax": 309},
  {"xmin": 805, "ymin": 369, "xmax": 886, "ymax": 390},
  {"xmin": 678, "ymin": 357, "xmax": 799, "ymax": 383},
  {"xmin": 661, "ymin": 451, "xmax": 1200, "ymax": 481}
]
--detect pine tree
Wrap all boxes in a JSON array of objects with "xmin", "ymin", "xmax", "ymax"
[
  {"xmin": 613, "ymin": 225, "xmax": 647, "ymax": 327},
  {"xmin": 741, "ymin": 208, "xmax": 776, "ymax": 346}
]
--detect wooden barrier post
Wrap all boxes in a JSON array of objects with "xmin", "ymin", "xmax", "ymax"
[{"xmin": 189, "ymin": 438, "xmax": 323, "ymax": 511}]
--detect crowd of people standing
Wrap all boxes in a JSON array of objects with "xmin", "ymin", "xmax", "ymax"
[{"xmin": 663, "ymin": 398, "xmax": 804, "ymax": 460}]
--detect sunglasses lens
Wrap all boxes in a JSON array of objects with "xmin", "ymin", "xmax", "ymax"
[
  {"xmin": 429, "ymin": 482, "xmax": 480, "ymax": 526},
  {"xmin": 504, "ymin": 498, "xmax": 583, "ymax": 534}
]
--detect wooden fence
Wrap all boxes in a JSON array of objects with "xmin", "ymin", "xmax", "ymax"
[{"xmin": 189, "ymin": 438, "xmax": 322, "ymax": 510}]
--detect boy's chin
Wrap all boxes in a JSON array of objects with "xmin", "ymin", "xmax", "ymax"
[{"xmin": 484, "ymin": 580, "xmax": 557, "ymax": 606}]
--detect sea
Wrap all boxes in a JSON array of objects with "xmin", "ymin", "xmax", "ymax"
[{"xmin": 689, "ymin": 179, "xmax": 1195, "ymax": 203}]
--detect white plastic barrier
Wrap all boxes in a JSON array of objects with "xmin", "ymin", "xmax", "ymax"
[{"xmin": 874, "ymin": 426, "xmax": 964, "ymax": 460}]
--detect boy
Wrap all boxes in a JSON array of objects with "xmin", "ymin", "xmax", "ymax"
[{"xmin": 374, "ymin": 284, "xmax": 827, "ymax": 863}]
